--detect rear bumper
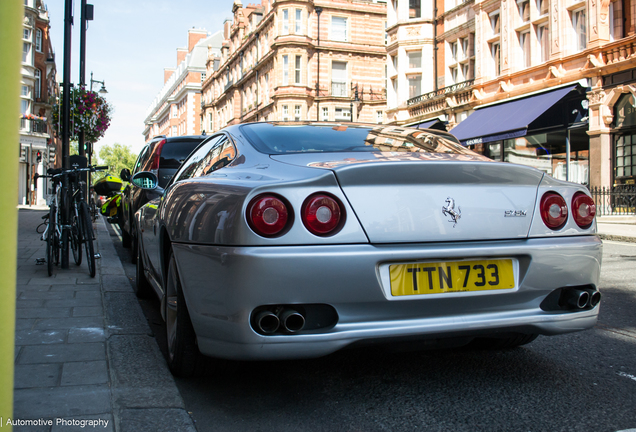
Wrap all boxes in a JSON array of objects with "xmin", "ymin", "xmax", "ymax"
[{"xmin": 172, "ymin": 236, "xmax": 602, "ymax": 360}]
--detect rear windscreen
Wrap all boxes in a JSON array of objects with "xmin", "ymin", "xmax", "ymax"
[
  {"xmin": 239, "ymin": 123, "xmax": 473, "ymax": 156},
  {"xmin": 159, "ymin": 138, "xmax": 205, "ymax": 169}
]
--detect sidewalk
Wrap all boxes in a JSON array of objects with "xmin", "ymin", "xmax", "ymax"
[
  {"xmin": 14, "ymin": 208, "xmax": 196, "ymax": 432},
  {"xmin": 597, "ymin": 215, "xmax": 636, "ymax": 243}
]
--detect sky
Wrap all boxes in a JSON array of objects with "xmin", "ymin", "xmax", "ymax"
[{"xmin": 46, "ymin": 0, "xmax": 236, "ymax": 157}]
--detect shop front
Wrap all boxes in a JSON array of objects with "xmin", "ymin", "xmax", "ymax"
[
  {"xmin": 612, "ymin": 93, "xmax": 636, "ymax": 186},
  {"xmin": 449, "ymin": 84, "xmax": 590, "ymax": 185}
]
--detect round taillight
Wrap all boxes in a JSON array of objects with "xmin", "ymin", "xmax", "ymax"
[
  {"xmin": 540, "ymin": 192, "xmax": 568, "ymax": 230},
  {"xmin": 302, "ymin": 193, "xmax": 344, "ymax": 236},
  {"xmin": 572, "ymin": 192, "xmax": 596, "ymax": 228},
  {"xmin": 248, "ymin": 195, "xmax": 290, "ymax": 237}
]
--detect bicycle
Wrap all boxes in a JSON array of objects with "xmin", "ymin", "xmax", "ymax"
[{"xmin": 38, "ymin": 164, "xmax": 108, "ymax": 277}]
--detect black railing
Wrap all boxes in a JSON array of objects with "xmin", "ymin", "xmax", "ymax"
[
  {"xmin": 20, "ymin": 118, "xmax": 47, "ymax": 133},
  {"xmin": 591, "ymin": 185, "xmax": 636, "ymax": 215},
  {"xmin": 407, "ymin": 79, "xmax": 475, "ymax": 106}
]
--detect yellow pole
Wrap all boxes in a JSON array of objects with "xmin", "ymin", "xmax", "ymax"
[{"xmin": 0, "ymin": 0, "xmax": 23, "ymax": 428}]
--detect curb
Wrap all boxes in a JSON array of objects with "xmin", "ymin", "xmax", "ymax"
[
  {"xmin": 95, "ymin": 216, "xmax": 197, "ymax": 432},
  {"xmin": 599, "ymin": 234, "xmax": 636, "ymax": 243}
]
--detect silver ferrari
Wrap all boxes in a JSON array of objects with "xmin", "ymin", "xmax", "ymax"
[{"xmin": 132, "ymin": 122, "xmax": 602, "ymax": 377}]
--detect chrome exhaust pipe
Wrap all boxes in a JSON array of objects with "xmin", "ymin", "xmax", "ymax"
[
  {"xmin": 586, "ymin": 290, "xmax": 601, "ymax": 308},
  {"xmin": 565, "ymin": 289, "xmax": 590, "ymax": 309},
  {"xmin": 255, "ymin": 310, "xmax": 280, "ymax": 334},
  {"xmin": 280, "ymin": 309, "xmax": 305, "ymax": 333}
]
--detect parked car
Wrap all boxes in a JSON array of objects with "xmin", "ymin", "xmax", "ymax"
[
  {"xmin": 119, "ymin": 135, "xmax": 207, "ymax": 261},
  {"xmin": 132, "ymin": 122, "xmax": 602, "ymax": 377}
]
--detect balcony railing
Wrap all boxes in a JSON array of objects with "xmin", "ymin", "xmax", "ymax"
[
  {"xmin": 331, "ymin": 81, "xmax": 347, "ymax": 97},
  {"xmin": 20, "ymin": 118, "xmax": 47, "ymax": 133},
  {"xmin": 407, "ymin": 79, "xmax": 475, "ymax": 106},
  {"xmin": 591, "ymin": 185, "xmax": 636, "ymax": 215}
]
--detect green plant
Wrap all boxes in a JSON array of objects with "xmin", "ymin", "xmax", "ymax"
[{"xmin": 52, "ymin": 87, "xmax": 112, "ymax": 144}]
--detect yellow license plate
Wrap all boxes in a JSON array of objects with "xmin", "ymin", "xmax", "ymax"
[{"xmin": 390, "ymin": 259, "xmax": 515, "ymax": 296}]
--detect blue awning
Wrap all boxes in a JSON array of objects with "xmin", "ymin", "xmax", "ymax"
[{"xmin": 451, "ymin": 86, "xmax": 577, "ymax": 146}]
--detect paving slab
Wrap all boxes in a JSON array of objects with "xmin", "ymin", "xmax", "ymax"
[
  {"xmin": 14, "ymin": 385, "xmax": 111, "ymax": 418},
  {"xmin": 17, "ymin": 342, "xmax": 106, "ymax": 365},
  {"xmin": 61, "ymin": 361, "xmax": 108, "ymax": 386}
]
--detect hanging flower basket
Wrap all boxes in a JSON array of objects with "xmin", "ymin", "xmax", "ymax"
[{"xmin": 52, "ymin": 87, "xmax": 112, "ymax": 143}]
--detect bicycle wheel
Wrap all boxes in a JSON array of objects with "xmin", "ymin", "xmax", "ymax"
[
  {"xmin": 80, "ymin": 201, "xmax": 96, "ymax": 277},
  {"xmin": 47, "ymin": 204, "xmax": 57, "ymax": 277},
  {"xmin": 70, "ymin": 205, "xmax": 82, "ymax": 265}
]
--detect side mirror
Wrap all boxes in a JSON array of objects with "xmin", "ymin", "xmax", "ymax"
[
  {"xmin": 120, "ymin": 168, "xmax": 131, "ymax": 182},
  {"xmin": 131, "ymin": 171, "xmax": 164, "ymax": 194}
]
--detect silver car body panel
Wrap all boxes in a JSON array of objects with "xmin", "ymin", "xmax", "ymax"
[{"xmin": 170, "ymin": 235, "xmax": 601, "ymax": 360}]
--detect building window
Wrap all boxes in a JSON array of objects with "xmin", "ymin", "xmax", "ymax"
[
  {"xmin": 282, "ymin": 9, "xmax": 289, "ymax": 35},
  {"xmin": 450, "ymin": 41, "xmax": 458, "ymax": 62},
  {"xmin": 22, "ymin": 42, "xmax": 30, "ymax": 63},
  {"xmin": 609, "ymin": 1, "xmax": 624, "ymax": 41},
  {"xmin": 295, "ymin": 55, "xmax": 302, "ymax": 84},
  {"xmin": 490, "ymin": 11, "xmax": 500, "ymax": 35},
  {"xmin": 331, "ymin": 16, "xmax": 348, "ymax": 41},
  {"xmin": 21, "ymin": 99, "xmax": 30, "ymax": 115},
  {"xmin": 491, "ymin": 42, "xmax": 501, "ymax": 76},
  {"xmin": 537, "ymin": 0, "xmax": 548, "ymax": 16},
  {"xmin": 322, "ymin": 107, "xmax": 329, "ymax": 121},
  {"xmin": 23, "ymin": 28, "xmax": 31, "ymax": 40},
  {"xmin": 520, "ymin": 31, "xmax": 531, "ymax": 67},
  {"xmin": 282, "ymin": 105, "xmax": 289, "ymax": 120},
  {"xmin": 201, "ymin": 72, "xmax": 206, "ymax": 83},
  {"xmin": 408, "ymin": 75, "xmax": 421, "ymax": 98},
  {"xmin": 331, "ymin": 61, "xmax": 347, "ymax": 97},
  {"xmin": 208, "ymin": 113, "xmax": 213, "ymax": 132},
  {"xmin": 615, "ymin": 134, "xmax": 635, "ymax": 178},
  {"xmin": 172, "ymin": 126, "xmax": 177, "ymax": 136},
  {"xmin": 461, "ymin": 63, "xmax": 470, "ymax": 80},
  {"xmin": 21, "ymin": 85, "xmax": 28, "ymax": 96},
  {"xmin": 538, "ymin": 24, "xmax": 549, "ymax": 62},
  {"xmin": 376, "ymin": 110, "xmax": 383, "ymax": 124},
  {"xmin": 172, "ymin": 105, "xmax": 178, "ymax": 118},
  {"xmin": 283, "ymin": 55, "xmax": 289, "ymax": 85},
  {"xmin": 34, "ymin": 69, "xmax": 41, "ymax": 99},
  {"xmin": 295, "ymin": 9, "xmax": 302, "ymax": 34},
  {"xmin": 35, "ymin": 28, "xmax": 42, "ymax": 52},
  {"xmin": 408, "ymin": 51, "xmax": 422, "ymax": 69},
  {"xmin": 449, "ymin": 67, "xmax": 458, "ymax": 84},
  {"xmin": 518, "ymin": 0, "xmax": 530, "ymax": 22},
  {"xmin": 294, "ymin": 105, "xmax": 301, "ymax": 121},
  {"xmin": 409, "ymin": 0, "xmax": 421, "ymax": 18},
  {"xmin": 572, "ymin": 9, "xmax": 587, "ymax": 51},
  {"xmin": 335, "ymin": 107, "xmax": 351, "ymax": 120}
]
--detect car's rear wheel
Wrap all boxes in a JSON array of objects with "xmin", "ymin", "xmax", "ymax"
[
  {"xmin": 165, "ymin": 251, "xmax": 201, "ymax": 377},
  {"xmin": 470, "ymin": 333, "xmax": 539, "ymax": 349},
  {"xmin": 134, "ymin": 236, "xmax": 152, "ymax": 298}
]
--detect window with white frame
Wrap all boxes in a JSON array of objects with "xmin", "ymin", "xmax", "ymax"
[
  {"xmin": 518, "ymin": 0, "xmax": 530, "ymax": 22},
  {"xmin": 21, "ymin": 85, "xmax": 28, "ymax": 96},
  {"xmin": 537, "ymin": 24, "xmax": 549, "ymax": 62},
  {"xmin": 376, "ymin": 110, "xmax": 383, "ymax": 124},
  {"xmin": 172, "ymin": 105, "xmax": 178, "ymax": 118},
  {"xmin": 408, "ymin": 51, "xmax": 422, "ymax": 69},
  {"xmin": 172, "ymin": 126, "xmax": 177, "ymax": 136},
  {"xmin": 264, "ymin": 73, "xmax": 270, "ymax": 103},
  {"xmin": 450, "ymin": 41, "xmax": 458, "ymax": 62},
  {"xmin": 282, "ymin": 105, "xmax": 289, "ymax": 120},
  {"xmin": 491, "ymin": 42, "xmax": 501, "ymax": 76},
  {"xmin": 208, "ymin": 113, "xmax": 213, "ymax": 131},
  {"xmin": 282, "ymin": 9, "xmax": 289, "ymax": 35},
  {"xmin": 537, "ymin": 0, "xmax": 548, "ymax": 16},
  {"xmin": 295, "ymin": 55, "xmax": 302, "ymax": 84},
  {"xmin": 490, "ymin": 11, "xmax": 500, "ymax": 35},
  {"xmin": 331, "ymin": 61, "xmax": 347, "ymax": 97},
  {"xmin": 21, "ymin": 99, "xmax": 30, "ymax": 115},
  {"xmin": 22, "ymin": 42, "xmax": 30, "ymax": 63},
  {"xmin": 23, "ymin": 28, "xmax": 31, "ymax": 40},
  {"xmin": 408, "ymin": 75, "xmax": 421, "ymax": 98},
  {"xmin": 294, "ymin": 105, "xmax": 301, "ymax": 121},
  {"xmin": 34, "ymin": 69, "xmax": 41, "ymax": 99},
  {"xmin": 283, "ymin": 55, "xmax": 289, "ymax": 85},
  {"xmin": 409, "ymin": 0, "xmax": 421, "ymax": 18},
  {"xmin": 572, "ymin": 9, "xmax": 587, "ymax": 51},
  {"xmin": 35, "ymin": 29, "xmax": 42, "ymax": 52},
  {"xmin": 322, "ymin": 107, "xmax": 329, "ymax": 121},
  {"xmin": 449, "ymin": 67, "xmax": 458, "ymax": 84},
  {"xmin": 519, "ymin": 31, "xmax": 531, "ymax": 67},
  {"xmin": 295, "ymin": 9, "xmax": 302, "ymax": 34},
  {"xmin": 335, "ymin": 107, "xmax": 351, "ymax": 120},
  {"xmin": 331, "ymin": 16, "xmax": 348, "ymax": 41}
]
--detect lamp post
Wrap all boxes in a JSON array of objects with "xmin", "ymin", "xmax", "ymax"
[
  {"xmin": 90, "ymin": 72, "xmax": 108, "ymax": 94},
  {"xmin": 78, "ymin": 0, "xmax": 93, "ymax": 158}
]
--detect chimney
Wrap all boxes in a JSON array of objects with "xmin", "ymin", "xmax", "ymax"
[
  {"xmin": 188, "ymin": 28, "xmax": 208, "ymax": 52},
  {"xmin": 177, "ymin": 47, "xmax": 188, "ymax": 65},
  {"xmin": 164, "ymin": 68, "xmax": 175, "ymax": 84}
]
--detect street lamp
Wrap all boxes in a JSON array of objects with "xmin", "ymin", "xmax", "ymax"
[{"xmin": 90, "ymin": 72, "xmax": 108, "ymax": 94}]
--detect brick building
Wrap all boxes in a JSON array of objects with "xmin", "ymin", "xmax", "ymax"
[
  {"xmin": 143, "ymin": 29, "xmax": 224, "ymax": 142},
  {"xmin": 19, "ymin": 0, "xmax": 59, "ymax": 206},
  {"xmin": 388, "ymin": 0, "xmax": 636, "ymax": 190},
  {"xmin": 201, "ymin": 0, "xmax": 388, "ymax": 133}
]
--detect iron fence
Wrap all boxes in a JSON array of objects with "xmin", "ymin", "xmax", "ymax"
[{"xmin": 590, "ymin": 185, "xmax": 636, "ymax": 215}]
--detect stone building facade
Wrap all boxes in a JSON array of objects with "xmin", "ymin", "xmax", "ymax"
[
  {"xmin": 143, "ymin": 29, "xmax": 223, "ymax": 142},
  {"xmin": 201, "ymin": 0, "xmax": 388, "ymax": 133},
  {"xmin": 19, "ymin": 0, "xmax": 59, "ymax": 206},
  {"xmin": 388, "ymin": 0, "xmax": 636, "ymax": 189}
]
